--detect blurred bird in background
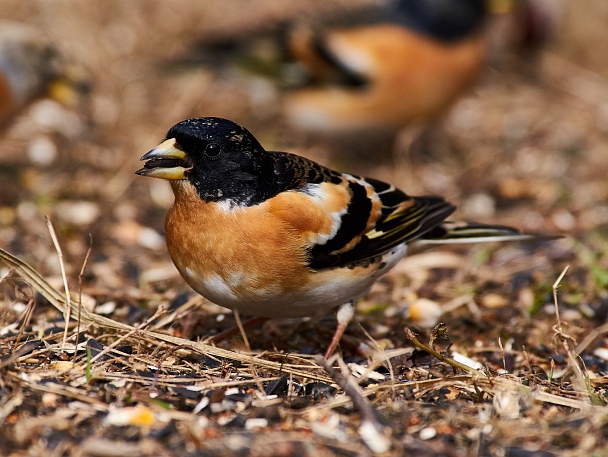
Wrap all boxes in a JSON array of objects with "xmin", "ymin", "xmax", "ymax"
[
  {"xmin": 177, "ymin": 0, "xmax": 488, "ymax": 134},
  {"xmin": 282, "ymin": 0, "xmax": 488, "ymax": 135},
  {"xmin": 0, "ymin": 21, "xmax": 88, "ymax": 130},
  {"xmin": 170, "ymin": 0, "xmax": 559, "ymax": 159}
]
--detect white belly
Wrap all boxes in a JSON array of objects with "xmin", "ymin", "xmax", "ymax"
[{"xmin": 182, "ymin": 243, "xmax": 408, "ymax": 318}]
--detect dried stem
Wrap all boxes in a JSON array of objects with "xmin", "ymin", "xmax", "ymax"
[
  {"xmin": 316, "ymin": 355, "xmax": 391, "ymax": 453},
  {"xmin": 551, "ymin": 265, "xmax": 592, "ymax": 406},
  {"xmin": 404, "ymin": 327, "xmax": 487, "ymax": 377},
  {"xmin": 233, "ymin": 309, "xmax": 252, "ymax": 354},
  {"xmin": 12, "ymin": 297, "xmax": 35, "ymax": 355},
  {"xmin": 552, "ymin": 265, "xmax": 570, "ymax": 334},
  {"xmin": 75, "ymin": 234, "xmax": 93, "ymax": 362},
  {"xmin": 45, "ymin": 217, "xmax": 71, "ymax": 351}
]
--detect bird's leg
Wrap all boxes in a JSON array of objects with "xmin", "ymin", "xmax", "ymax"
[
  {"xmin": 324, "ymin": 301, "xmax": 355, "ymax": 359},
  {"xmin": 206, "ymin": 316, "xmax": 270, "ymax": 344}
]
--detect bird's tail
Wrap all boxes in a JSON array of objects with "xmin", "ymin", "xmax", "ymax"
[{"xmin": 414, "ymin": 221, "xmax": 559, "ymax": 245}]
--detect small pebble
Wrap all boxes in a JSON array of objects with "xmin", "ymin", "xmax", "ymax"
[
  {"xmin": 28, "ymin": 135, "xmax": 57, "ymax": 165},
  {"xmin": 244, "ymin": 418, "xmax": 268, "ymax": 430},
  {"xmin": 419, "ymin": 427, "xmax": 437, "ymax": 440},
  {"xmin": 55, "ymin": 201, "xmax": 100, "ymax": 226},
  {"xmin": 408, "ymin": 298, "xmax": 442, "ymax": 328}
]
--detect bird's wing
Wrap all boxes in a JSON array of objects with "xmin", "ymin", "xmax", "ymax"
[{"xmin": 267, "ymin": 152, "xmax": 455, "ymax": 269}]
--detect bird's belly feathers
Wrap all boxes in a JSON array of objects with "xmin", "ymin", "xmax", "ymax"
[
  {"xmin": 178, "ymin": 264, "xmax": 365, "ymax": 318},
  {"xmin": 175, "ymin": 243, "xmax": 407, "ymax": 319}
]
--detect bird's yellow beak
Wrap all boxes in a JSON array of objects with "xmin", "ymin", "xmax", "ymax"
[{"xmin": 136, "ymin": 138, "xmax": 190, "ymax": 180}]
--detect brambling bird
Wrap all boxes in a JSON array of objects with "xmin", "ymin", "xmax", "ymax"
[
  {"xmin": 283, "ymin": 0, "xmax": 489, "ymax": 133},
  {"xmin": 137, "ymin": 117, "xmax": 548, "ymax": 358},
  {"xmin": 0, "ymin": 21, "xmax": 86, "ymax": 128},
  {"xmin": 178, "ymin": 0, "xmax": 488, "ymax": 135}
]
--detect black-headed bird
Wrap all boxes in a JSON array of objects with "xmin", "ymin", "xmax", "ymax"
[{"xmin": 136, "ymin": 117, "xmax": 554, "ymax": 358}]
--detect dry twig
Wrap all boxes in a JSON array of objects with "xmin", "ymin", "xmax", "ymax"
[
  {"xmin": 404, "ymin": 327, "xmax": 487, "ymax": 376},
  {"xmin": 75, "ymin": 234, "xmax": 93, "ymax": 363},
  {"xmin": 45, "ymin": 217, "xmax": 71, "ymax": 350},
  {"xmin": 316, "ymin": 355, "xmax": 391, "ymax": 454},
  {"xmin": 551, "ymin": 265, "xmax": 593, "ymax": 407}
]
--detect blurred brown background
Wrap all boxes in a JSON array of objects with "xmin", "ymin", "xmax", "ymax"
[
  {"xmin": 1, "ymin": 2, "xmax": 608, "ymax": 454},
  {"xmin": 0, "ymin": 0, "xmax": 606, "ymax": 306}
]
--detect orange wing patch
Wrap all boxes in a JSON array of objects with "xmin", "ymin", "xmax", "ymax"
[
  {"xmin": 364, "ymin": 181, "xmax": 383, "ymax": 231},
  {"xmin": 268, "ymin": 182, "xmax": 351, "ymax": 246}
]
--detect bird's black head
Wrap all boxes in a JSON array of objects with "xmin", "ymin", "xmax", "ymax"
[{"xmin": 137, "ymin": 117, "xmax": 279, "ymax": 206}]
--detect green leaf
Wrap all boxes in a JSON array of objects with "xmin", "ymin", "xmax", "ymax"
[
  {"xmin": 592, "ymin": 267, "xmax": 608, "ymax": 288},
  {"xmin": 86, "ymin": 346, "xmax": 92, "ymax": 382}
]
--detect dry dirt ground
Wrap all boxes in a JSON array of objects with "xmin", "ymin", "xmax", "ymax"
[{"xmin": 0, "ymin": 1, "xmax": 607, "ymax": 456}]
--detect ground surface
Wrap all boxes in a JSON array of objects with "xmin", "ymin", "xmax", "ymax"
[{"xmin": 0, "ymin": 1, "xmax": 607, "ymax": 456}]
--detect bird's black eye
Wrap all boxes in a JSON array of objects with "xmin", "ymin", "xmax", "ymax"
[{"xmin": 204, "ymin": 142, "xmax": 222, "ymax": 158}]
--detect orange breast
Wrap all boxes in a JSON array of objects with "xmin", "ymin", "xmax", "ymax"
[{"xmin": 164, "ymin": 181, "xmax": 336, "ymax": 308}]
